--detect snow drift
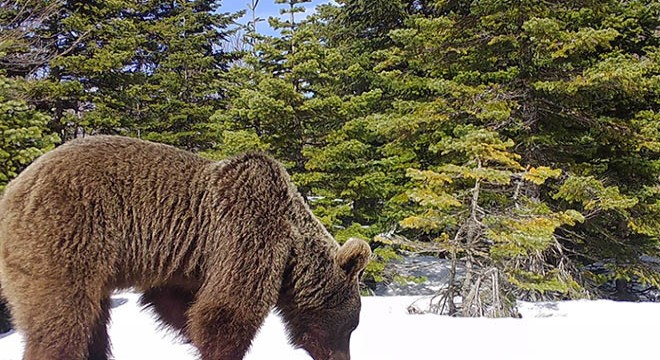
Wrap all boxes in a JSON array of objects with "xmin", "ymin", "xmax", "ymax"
[{"xmin": 1, "ymin": 291, "xmax": 658, "ymax": 360}]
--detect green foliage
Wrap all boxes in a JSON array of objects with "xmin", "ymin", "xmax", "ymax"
[
  {"xmin": 213, "ymin": 0, "xmax": 356, "ymax": 184},
  {"xmin": 523, "ymin": 167, "xmax": 562, "ymax": 185},
  {"xmin": 305, "ymin": 0, "xmax": 660, "ymax": 308},
  {"xmin": 508, "ymin": 269, "xmax": 582, "ymax": 295},
  {"xmin": 0, "ymin": 2, "xmax": 61, "ymax": 191},
  {"xmin": 2, "ymin": 0, "xmax": 660, "ymax": 310},
  {"xmin": 554, "ymin": 176, "xmax": 638, "ymax": 211},
  {"xmin": 365, "ymin": 246, "xmax": 401, "ymax": 283},
  {"xmin": 199, "ymin": 129, "xmax": 270, "ymax": 160},
  {"xmin": 401, "ymin": 121, "xmax": 583, "ymax": 308},
  {"xmin": 25, "ymin": 0, "xmax": 238, "ymax": 150},
  {"xmin": 488, "ymin": 209, "xmax": 585, "ymax": 260},
  {"xmin": 393, "ymin": 274, "xmax": 428, "ymax": 286},
  {"xmin": 0, "ymin": 79, "xmax": 60, "ymax": 191},
  {"xmin": 332, "ymin": 222, "xmax": 380, "ymax": 245}
]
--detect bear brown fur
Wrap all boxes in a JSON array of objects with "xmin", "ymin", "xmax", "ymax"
[{"xmin": 0, "ymin": 135, "xmax": 371, "ymax": 360}]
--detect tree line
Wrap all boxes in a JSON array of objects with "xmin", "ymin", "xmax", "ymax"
[{"xmin": 1, "ymin": 0, "xmax": 660, "ymax": 317}]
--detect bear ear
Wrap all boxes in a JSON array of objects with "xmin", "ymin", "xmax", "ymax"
[{"xmin": 336, "ymin": 238, "xmax": 371, "ymax": 280}]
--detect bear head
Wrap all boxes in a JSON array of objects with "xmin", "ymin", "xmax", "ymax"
[{"xmin": 280, "ymin": 238, "xmax": 371, "ymax": 360}]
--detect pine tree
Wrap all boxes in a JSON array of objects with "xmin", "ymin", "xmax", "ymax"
[
  {"xmin": 131, "ymin": 0, "xmax": 238, "ymax": 150},
  {"xmin": 521, "ymin": 1, "xmax": 660, "ymax": 289},
  {"xmin": 208, "ymin": 0, "xmax": 312, "ymax": 163}
]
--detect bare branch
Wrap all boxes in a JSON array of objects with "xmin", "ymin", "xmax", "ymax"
[{"xmin": 0, "ymin": 0, "xmax": 61, "ymax": 74}]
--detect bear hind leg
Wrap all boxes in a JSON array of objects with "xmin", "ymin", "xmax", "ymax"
[
  {"xmin": 87, "ymin": 298, "xmax": 112, "ymax": 360},
  {"xmin": 17, "ymin": 289, "xmax": 108, "ymax": 360},
  {"xmin": 139, "ymin": 286, "xmax": 196, "ymax": 340}
]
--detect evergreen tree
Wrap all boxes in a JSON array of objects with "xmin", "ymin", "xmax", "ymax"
[
  {"xmin": 306, "ymin": 0, "xmax": 660, "ymax": 303},
  {"xmin": 0, "ymin": 0, "xmax": 62, "ymax": 332},
  {"xmin": 210, "ymin": 0, "xmax": 381, "ymax": 201},
  {"xmin": 31, "ymin": 0, "xmax": 238, "ymax": 150},
  {"xmin": 0, "ymin": 77, "xmax": 59, "ymax": 191},
  {"xmin": 293, "ymin": 2, "xmax": 405, "ymax": 239},
  {"xmin": 0, "ymin": 0, "xmax": 61, "ymax": 190},
  {"xmin": 208, "ymin": 0, "xmax": 315, "ymax": 166},
  {"xmin": 401, "ymin": 126, "xmax": 584, "ymax": 315}
]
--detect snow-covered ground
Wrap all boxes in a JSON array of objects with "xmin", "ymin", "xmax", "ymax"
[{"xmin": 1, "ymin": 291, "xmax": 658, "ymax": 360}]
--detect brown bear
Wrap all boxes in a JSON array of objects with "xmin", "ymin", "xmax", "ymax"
[{"xmin": 0, "ymin": 135, "xmax": 371, "ymax": 360}]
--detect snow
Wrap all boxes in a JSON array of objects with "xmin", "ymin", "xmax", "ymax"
[{"xmin": 1, "ymin": 291, "xmax": 658, "ymax": 360}]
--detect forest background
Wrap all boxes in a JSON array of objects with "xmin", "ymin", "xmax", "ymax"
[{"xmin": 1, "ymin": 0, "xmax": 660, "ymax": 322}]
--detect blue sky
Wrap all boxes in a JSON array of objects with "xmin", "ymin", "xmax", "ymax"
[{"xmin": 221, "ymin": 0, "xmax": 333, "ymax": 34}]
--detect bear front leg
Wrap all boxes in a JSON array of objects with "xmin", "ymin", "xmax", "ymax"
[
  {"xmin": 187, "ymin": 299, "xmax": 264, "ymax": 360},
  {"xmin": 187, "ymin": 218, "xmax": 290, "ymax": 359},
  {"xmin": 186, "ymin": 250, "xmax": 286, "ymax": 360}
]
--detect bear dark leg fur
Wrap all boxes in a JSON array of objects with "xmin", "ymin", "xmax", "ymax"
[
  {"xmin": 186, "ymin": 233, "xmax": 289, "ymax": 360},
  {"xmin": 187, "ymin": 299, "xmax": 263, "ymax": 360},
  {"xmin": 140, "ymin": 286, "xmax": 197, "ymax": 339},
  {"xmin": 186, "ymin": 273, "xmax": 277, "ymax": 360},
  {"xmin": 87, "ymin": 298, "xmax": 112, "ymax": 360}
]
